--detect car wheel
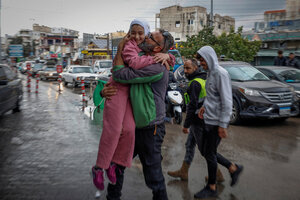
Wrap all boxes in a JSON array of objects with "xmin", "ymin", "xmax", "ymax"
[
  {"xmin": 63, "ymin": 79, "xmax": 68, "ymax": 86},
  {"xmin": 72, "ymin": 81, "xmax": 76, "ymax": 88},
  {"xmin": 230, "ymin": 99, "xmax": 241, "ymax": 125},
  {"xmin": 13, "ymin": 98, "xmax": 21, "ymax": 113}
]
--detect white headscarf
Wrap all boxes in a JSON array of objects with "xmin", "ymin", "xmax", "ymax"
[{"xmin": 129, "ymin": 19, "xmax": 150, "ymax": 36}]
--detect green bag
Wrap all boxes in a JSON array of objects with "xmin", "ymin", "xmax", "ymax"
[{"xmin": 93, "ymin": 80, "xmax": 107, "ymax": 110}]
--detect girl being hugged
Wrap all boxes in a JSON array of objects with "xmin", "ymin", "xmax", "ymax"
[{"xmin": 92, "ymin": 19, "xmax": 175, "ymax": 191}]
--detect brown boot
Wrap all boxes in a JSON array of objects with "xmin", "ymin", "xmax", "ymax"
[
  {"xmin": 205, "ymin": 168, "xmax": 225, "ymax": 183},
  {"xmin": 167, "ymin": 161, "xmax": 190, "ymax": 181}
]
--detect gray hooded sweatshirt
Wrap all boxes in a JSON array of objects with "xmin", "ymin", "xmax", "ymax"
[{"xmin": 197, "ymin": 46, "xmax": 232, "ymax": 128}]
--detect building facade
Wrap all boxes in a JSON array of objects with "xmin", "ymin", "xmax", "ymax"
[{"xmin": 155, "ymin": 5, "xmax": 235, "ymax": 42}]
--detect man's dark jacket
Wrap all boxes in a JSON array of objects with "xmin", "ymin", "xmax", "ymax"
[
  {"xmin": 183, "ymin": 69, "xmax": 207, "ymax": 128},
  {"xmin": 274, "ymin": 56, "xmax": 286, "ymax": 66}
]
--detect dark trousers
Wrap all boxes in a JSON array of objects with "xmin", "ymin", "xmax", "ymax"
[
  {"xmin": 183, "ymin": 131, "xmax": 196, "ymax": 165},
  {"xmin": 106, "ymin": 164, "xmax": 126, "ymax": 200},
  {"xmin": 134, "ymin": 123, "xmax": 168, "ymax": 200},
  {"xmin": 106, "ymin": 123, "xmax": 168, "ymax": 200},
  {"xmin": 202, "ymin": 124, "xmax": 232, "ymax": 185}
]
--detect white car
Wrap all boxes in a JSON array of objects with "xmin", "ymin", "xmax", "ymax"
[
  {"xmin": 61, "ymin": 65, "xmax": 100, "ymax": 87},
  {"xmin": 93, "ymin": 60, "xmax": 112, "ymax": 74}
]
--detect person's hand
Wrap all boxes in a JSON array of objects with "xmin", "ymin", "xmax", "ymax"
[
  {"xmin": 101, "ymin": 82, "xmax": 117, "ymax": 100},
  {"xmin": 182, "ymin": 127, "xmax": 189, "ymax": 134},
  {"xmin": 198, "ymin": 106, "xmax": 205, "ymax": 119},
  {"xmin": 218, "ymin": 127, "xmax": 228, "ymax": 138},
  {"xmin": 118, "ymin": 33, "xmax": 131, "ymax": 50},
  {"xmin": 154, "ymin": 53, "xmax": 170, "ymax": 66}
]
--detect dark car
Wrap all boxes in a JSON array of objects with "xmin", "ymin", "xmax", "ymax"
[
  {"xmin": 256, "ymin": 66, "xmax": 300, "ymax": 100},
  {"xmin": 221, "ymin": 61, "xmax": 298, "ymax": 124},
  {"xmin": 174, "ymin": 61, "xmax": 299, "ymax": 124},
  {"xmin": 0, "ymin": 64, "xmax": 23, "ymax": 115}
]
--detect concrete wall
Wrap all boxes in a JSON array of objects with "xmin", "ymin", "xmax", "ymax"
[{"xmin": 156, "ymin": 5, "xmax": 235, "ymax": 41}]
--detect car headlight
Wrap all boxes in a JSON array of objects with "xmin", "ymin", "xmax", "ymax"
[
  {"xmin": 49, "ymin": 73, "xmax": 53, "ymax": 76},
  {"xmin": 289, "ymin": 87, "xmax": 295, "ymax": 92},
  {"xmin": 295, "ymin": 91, "xmax": 300, "ymax": 98},
  {"xmin": 239, "ymin": 88, "xmax": 261, "ymax": 96}
]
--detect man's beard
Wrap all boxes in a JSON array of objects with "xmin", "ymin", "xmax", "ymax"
[{"xmin": 138, "ymin": 40, "xmax": 155, "ymax": 53}]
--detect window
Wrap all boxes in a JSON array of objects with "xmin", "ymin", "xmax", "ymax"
[
  {"xmin": 175, "ymin": 21, "xmax": 181, "ymax": 28},
  {"xmin": 188, "ymin": 20, "xmax": 194, "ymax": 25},
  {"xmin": 218, "ymin": 24, "xmax": 221, "ymax": 29},
  {"xmin": 200, "ymin": 20, "xmax": 203, "ymax": 26}
]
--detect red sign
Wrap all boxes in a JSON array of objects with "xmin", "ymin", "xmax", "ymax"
[
  {"xmin": 56, "ymin": 65, "xmax": 63, "ymax": 73},
  {"xmin": 26, "ymin": 63, "xmax": 31, "ymax": 70},
  {"xmin": 51, "ymin": 54, "xmax": 58, "ymax": 58}
]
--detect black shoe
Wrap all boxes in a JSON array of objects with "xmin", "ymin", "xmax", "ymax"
[
  {"xmin": 194, "ymin": 185, "xmax": 217, "ymax": 199},
  {"xmin": 230, "ymin": 164, "xmax": 243, "ymax": 187}
]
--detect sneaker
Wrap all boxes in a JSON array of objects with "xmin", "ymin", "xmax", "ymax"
[
  {"xmin": 91, "ymin": 166, "xmax": 104, "ymax": 190},
  {"xmin": 194, "ymin": 185, "xmax": 217, "ymax": 199},
  {"xmin": 106, "ymin": 163, "xmax": 117, "ymax": 185},
  {"xmin": 230, "ymin": 164, "xmax": 244, "ymax": 187}
]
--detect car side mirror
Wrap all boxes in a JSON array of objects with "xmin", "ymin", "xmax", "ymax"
[{"xmin": 0, "ymin": 80, "xmax": 8, "ymax": 85}]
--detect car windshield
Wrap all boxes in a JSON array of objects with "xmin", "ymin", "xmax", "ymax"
[
  {"xmin": 98, "ymin": 61, "xmax": 112, "ymax": 68},
  {"xmin": 169, "ymin": 51, "xmax": 183, "ymax": 65},
  {"xmin": 44, "ymin": 67, "xmax": 56, "ymax": 71},
  {"xmin": 273, "ymin": 68, "xmax": 300, "ymax": 83},
  {"xmin": 223, "ymin": 65, "xmax": 270, "ymax": 81},
  {"xmin": 73, "ymin": 67, "xmax": 93, "ymax": 73},
  {"xmin": 33, "ymin": 64, "xmax": 44, "ymax": 69}
]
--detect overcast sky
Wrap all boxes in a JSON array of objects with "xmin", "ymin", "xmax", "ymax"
[{"xmin": 1, "ymin": 0, "xmax": 286, "ymax": 37}]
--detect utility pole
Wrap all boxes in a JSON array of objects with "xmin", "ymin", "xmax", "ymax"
[
  {"xmin": 210, "ymin": 0, "xmax": 214, "ymax": 27},
  {"xmin": 107, "ymin": 33, "xmax": 109, "ymax": 58}
]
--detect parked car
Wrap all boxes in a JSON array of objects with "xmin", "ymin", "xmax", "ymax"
[
  {"xmin": 61, "ymin": 65, "xmax": 101, "ymax": 87},
  {"xmin": 0, "ymin": 64, "xmax": 23, "ymax": 115},
  {"xmin": 256, "ymin": 66, "xmax": 300, "ymax": 112},
  {"xmin": 93, "ymin": 60, "xmax": 113, "ymax": 74},
  {"xmin": 174, "ymin": 61, "xmax": 299, "ymax": 124},
  {"xmin": 20, "ymin": 61, "xmax": 35, "ymax": 74},
  {"xmin": 39, "ymin": 65, "xmax": 59, "ymax": 80},
  {"xmin": 30, "ymin": 63, "xmax": 45, "ymax": 77}
]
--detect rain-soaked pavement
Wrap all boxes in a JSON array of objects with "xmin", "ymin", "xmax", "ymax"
[{"xmin": 0, "ymin": 74, "xmax": 300, "ymax": 200}]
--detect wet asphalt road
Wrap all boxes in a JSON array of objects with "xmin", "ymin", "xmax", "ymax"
[{"xmin": 0, "ymin": 74, "xmax": 300, "ymax": 200}]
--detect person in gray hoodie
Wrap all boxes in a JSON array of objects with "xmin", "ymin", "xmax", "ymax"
[{"xmin": 195, "ymin": 46, "xmax": 243, "ymax": 199}]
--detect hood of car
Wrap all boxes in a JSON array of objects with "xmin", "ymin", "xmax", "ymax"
[
  {"xmin": 232, "ymin": 80, "xmax": 291, "ymax": 93},
  {"xmin": 74, "ymin": 73, "xmax": 98, "ymax": 77}
]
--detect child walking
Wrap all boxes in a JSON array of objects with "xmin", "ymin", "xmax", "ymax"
[{"xmin": 92, "ymin": 19, "xmax": 175, "ymax": 191}]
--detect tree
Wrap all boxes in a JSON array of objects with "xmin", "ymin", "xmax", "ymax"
[{"xmin": 179, "ymin": 26, "xmax": 261, "ymax": 62}]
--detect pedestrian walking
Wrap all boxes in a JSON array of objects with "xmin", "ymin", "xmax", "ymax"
[
  {"xmin": 92, "ymin": 19, "xmax": 174, "ymax": 193},
  {"xmin": 195, "ymin": 46, "xmax": 243, "ymax": 199},
  {"xmin": 274, "ymin": 50, "xmax": 286, "ymax": 66},
  {"xmin": 167, "ymin": 59, "xmax": 224, "ymax": 183},
  {"xmin": 286, "ymin": 52, "xmax": 300, "ymax": 69}
]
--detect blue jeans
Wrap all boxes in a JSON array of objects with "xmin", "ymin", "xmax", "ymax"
[{"xmin": 133, "ymin": 123, "xmax": 168, "ymax": 200}]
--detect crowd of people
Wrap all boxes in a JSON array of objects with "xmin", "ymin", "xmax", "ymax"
[
  {"xmin": 274, "ymin": 50, "xmax": 299, "ymax": 68},
  {"xmin": 91, "ymin": 19, "xmax": 243, "ymax": 200}
]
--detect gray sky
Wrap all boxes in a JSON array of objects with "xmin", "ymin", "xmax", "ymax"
[{"xmin": 1, "ymin": 0, "xmax": 286, "ymax": 37}]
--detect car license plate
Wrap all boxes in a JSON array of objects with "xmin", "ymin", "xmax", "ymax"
[{"xmin": 279, "ymin": 107, "xmax": 291, "ymax": 116}]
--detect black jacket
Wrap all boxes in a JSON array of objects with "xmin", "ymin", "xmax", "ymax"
[
  {"xmin": 274, "ymin": 56, "xmax": 286, "ymax": 66},
  {"xmin": 286, "ymin": 58, "xmax": 300, "ymax": 69},
  {"xmin": 183, "ymin": 69, "xmax": 207, "ymax": 128}
]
